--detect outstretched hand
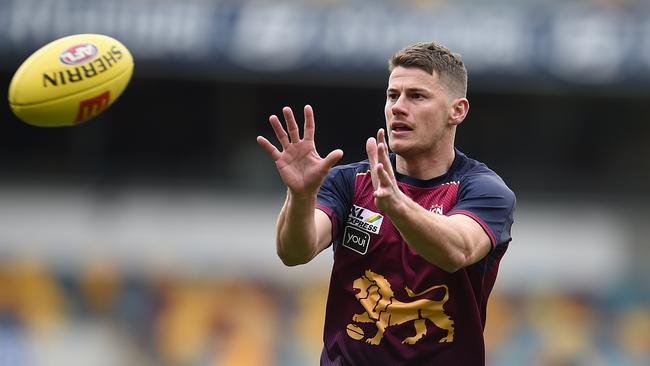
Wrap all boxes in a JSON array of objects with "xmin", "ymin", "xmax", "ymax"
[
  {"xmin": 366, "ymin": 128, "xmax": 404, "ymax": 213},
  {"xmin": 257, "ymin": 105, "xmax": 343, "ymax": 198}
]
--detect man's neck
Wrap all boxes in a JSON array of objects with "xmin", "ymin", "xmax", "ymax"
[{"xmin": 395, "ymin": 146, "xmax": 455, "ymax": 181}]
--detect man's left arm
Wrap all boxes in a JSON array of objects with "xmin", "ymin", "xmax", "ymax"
[
  {"xmin": 366, "ymin": 133, "xmax": 500, "ymax": 273},
  {"xmin": 385, "ymin": 198, "xmax": 492, "ymax": 272}
]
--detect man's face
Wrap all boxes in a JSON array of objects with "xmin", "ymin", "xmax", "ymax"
[{"xmin": 384, "ymin": 66, "xmax": 455, "ymax": 158}]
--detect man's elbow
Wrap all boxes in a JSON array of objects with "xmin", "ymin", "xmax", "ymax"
[
  {"xmin": 278, "ymin": 255, "xmax": 311, "ymax": 267},
  {"xmin": 437, "ymin": 249, "xmax": 474, "ymax": 273},
  {"xmin": 437, "ymin": 260, "xmax": 463, "ymax": 273},
  {"xmin": 277, "ymin": 247, "xmax": 315, "ymax": 267}
]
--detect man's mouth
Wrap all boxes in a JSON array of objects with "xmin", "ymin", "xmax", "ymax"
[{"xmin": 391, "ymin": 122, "xmax": 413, "ymax": 132}]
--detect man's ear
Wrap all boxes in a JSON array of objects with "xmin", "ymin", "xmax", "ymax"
[{"xmin": 449, "ymin": 98, "xmax": 469, "ymax": 126}]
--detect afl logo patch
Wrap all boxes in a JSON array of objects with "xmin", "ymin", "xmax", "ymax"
[{"xmin": 60, "ymin": 43, "xmax": 98, "ymax": 65}]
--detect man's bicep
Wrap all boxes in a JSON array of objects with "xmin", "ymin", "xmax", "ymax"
[{"xmin": 315, "ymin": 208, "xmax": 334, "ymax": 254}]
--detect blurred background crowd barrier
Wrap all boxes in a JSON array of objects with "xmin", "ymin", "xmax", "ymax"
[{"xmin": 1, "ymin": 0, "xmax": 650, "ymax": 365}]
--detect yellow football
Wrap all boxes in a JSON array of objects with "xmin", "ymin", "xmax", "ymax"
[{"xmin": 8, "ymin": 33, "xmax": 133, "ymax": 127}]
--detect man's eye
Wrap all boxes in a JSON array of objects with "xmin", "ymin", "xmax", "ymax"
[{"xmin": 387, "ymin": 94, "xmax": 398, "ymax": 100}]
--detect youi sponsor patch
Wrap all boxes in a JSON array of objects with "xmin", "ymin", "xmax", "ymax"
[
  {"xmin": 346, "ymin": 205, "xmax": 384, "ymax": 234},
  {"xmin": 342, "ymin": 226, "xmax": 370, "ymax": 254}
]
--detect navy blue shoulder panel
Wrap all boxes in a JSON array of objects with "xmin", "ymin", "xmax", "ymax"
[{"xmin": 449, "ymin": 150, "xmax": 516, "ymax": 248}]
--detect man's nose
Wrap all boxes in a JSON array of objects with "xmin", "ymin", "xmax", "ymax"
[{"xmin": 391, "ymin": 95, "xmax": 408, "ymax": 116}]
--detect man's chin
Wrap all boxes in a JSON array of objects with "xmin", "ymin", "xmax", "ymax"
[
  {"xmin": 388, "ymin": 143, "xmax": 412, "ymax": 156},
  {"xmin": 390, "ymin": 143, "xmax": 431, "ymax": 159}
]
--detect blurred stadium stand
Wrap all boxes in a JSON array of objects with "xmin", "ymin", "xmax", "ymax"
[{"xmin": 1, "ymin": 0, "xmax": 650, "ymax": 365}]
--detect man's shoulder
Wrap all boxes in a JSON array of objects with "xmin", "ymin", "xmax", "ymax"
[
  {"xmin": 454, "ymin": 149, "xmax": 492, "ymax": 174},
  {"xmin": 454, "ymin": 149, "xmax": 502, "ymax": 180},
  {"xmin": 453, "ymin": 149, "xmax": 515, "ymax": 199}
]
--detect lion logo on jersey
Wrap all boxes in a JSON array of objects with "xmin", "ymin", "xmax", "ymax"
[{"xmin": 349, "ymin": 270, "xmax": 455, "ymax": 345}]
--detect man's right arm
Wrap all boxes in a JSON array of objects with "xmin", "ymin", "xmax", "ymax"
[
  {"xmin": 276, "ymin": 190, "xmax": 332, "ymax": 266},
  {"xmin": 256, "ymin": 104, "xmax": 342, "ymax": 265}
]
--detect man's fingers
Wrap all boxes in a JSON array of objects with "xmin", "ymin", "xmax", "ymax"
[
  {"xmin": 366, "ymin": 137, "xmax": 378, "ymax": 166},
  {"xmin": 374, "ymin": 163, "xmax": 395, "ymax": 193},
  {"xmin": 256, "ymin": 135, "xmax": 282, "ymax": 161},
  {"xmin": 366, "ymin": 137, "xmax": 380, "ymax": 189},
  {"xmin": 377, "ymin": 142, "xmax": 393, "ymax": 177},
  {"xmin": 303, "ymin": 105, "xmax": 315, "ymax": 141},
  {"xmin": 323, "ymin": 149, "xmax": 344, "ymax": 169},
  {"xmin": 377, "ymin": 163, "xmax": 392, "ymax": 185},
  {"xmin": 269, "ymin": 114, "xmax": 290, "ymax": 149},
  {"xmin": 375, "ymin": 128, "xmax": 393, "ymax": 176},
  {"xmin": 377, "ymin": 128, "xmax": 387, "ymax": 146},
  {"xmin": 282, "ymin": 106, "xmax": 301, "ymax": 143}
]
